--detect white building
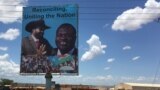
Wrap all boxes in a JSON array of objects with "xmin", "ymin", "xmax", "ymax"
[{"xmin": 114, "ymin": 83, "xmax": 160, "ymax": 90}]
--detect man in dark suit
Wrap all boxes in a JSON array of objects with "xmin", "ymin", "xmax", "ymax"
[
  {"xmin": 21, "ymin": 19, "xmax": 53, "ymax": 73},
  {"xmin": 55, "ymin": 23, "xmax": 77, "ymax": 56},
  {"xmin": 51, "ymin": 23, "xmax": 78, "ymax": 73},
  {"xmin": 22, "ymin": 19, "xmax": 53, "ymax": 56}
]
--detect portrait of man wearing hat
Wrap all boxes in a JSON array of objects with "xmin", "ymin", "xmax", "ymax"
[
  {"xmin": 22, "ymin": 19, "xmax": 53, "ymax": 56},
  {"xmin": 21, "ymin": 19, "xmax": 53, "ymax": 73}
]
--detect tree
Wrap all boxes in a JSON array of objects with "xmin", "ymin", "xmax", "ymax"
[{"xmin": 0, "ymin": 78, "xmax": 14, "ymax": 86}]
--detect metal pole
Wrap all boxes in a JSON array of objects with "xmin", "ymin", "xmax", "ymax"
[{"xmin": 45, "ymin": 73, "xmax": 52, "ymax": 90}]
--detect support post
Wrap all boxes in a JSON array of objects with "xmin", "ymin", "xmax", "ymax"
[{"xmin": 45, "ymin": 73, "xmax": 52, "ymax": 90}]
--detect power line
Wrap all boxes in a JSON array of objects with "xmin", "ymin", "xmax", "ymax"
[
  {"xmin": 1, "ymin": 10, "xmax": 160, "ymax": 15},
  {"xmin": 152, "ymin": 59, "xmax": 160, "ymax": 84},
  {"xmin": 0, "ymin": 0, "xmax": 146, "ymax": 4},
  {"xmin": 80, "ymin": 12, "xmax": 160, "ymax": 14},
  {"xmin": 0, "ymin": 3, "xmax": 160, "ymax": 21},
  {"xmin": 27, "ymin": 0, "xmax": 146, "ymax": 2},
  {"xmin": 1, "ymin": 5, "xmax": 160, "ymax": 9},
  {"xmin": 0, "ymin": 16, "xmax": 159, "ymax": 21}
]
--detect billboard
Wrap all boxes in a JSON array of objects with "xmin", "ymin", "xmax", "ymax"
[{"xmin": 20, "ymin": 5, "xmax": 78, "ymax": 75}]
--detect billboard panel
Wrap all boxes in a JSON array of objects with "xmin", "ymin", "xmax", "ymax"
[{"xmin": 20, "ymin": 5, "xmax": 78, "ymax": 75}]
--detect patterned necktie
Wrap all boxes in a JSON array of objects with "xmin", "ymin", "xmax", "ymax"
[{"xmin": 36, "ymin": 41, "xmax": 41, "ymax": 49}]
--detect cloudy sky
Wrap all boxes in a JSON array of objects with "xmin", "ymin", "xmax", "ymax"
[{"xmin": 1, "ymin": 0, "xmax": 160, "ymax": 86}]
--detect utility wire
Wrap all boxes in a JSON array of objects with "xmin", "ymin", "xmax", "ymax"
[
  {"xmin": 1, "ymin": 10, "xmax": 160, "ymax": 15},
  {"xmin": 1, "ymin": 5, "xmax": 160, "ymax": 9},
  {"xmin": 0, "ymin": 0, "xmax": 146, "ymax": 4},
  {"xmin": 0, "ymin": 3, "xmax": 160, "ymax": 20},
  {"xmin": 152, "ymin": 59, "xmax": 160, "ymax": 84},
  {"xmin": 26, "ymin": 0, "xmax": 146, "ymax": 2},
  {"xmin": 0, "ymin": 16, "xmax": 159, "ymax": 21}
]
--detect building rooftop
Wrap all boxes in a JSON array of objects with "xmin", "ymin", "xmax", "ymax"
[{"xmin": 124, "ymin": 83, "xmax": 160, "ymax": 87}]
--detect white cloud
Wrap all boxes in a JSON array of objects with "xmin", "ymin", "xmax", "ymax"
[
  {"xmin": 0, "ymin": 54, "xmax": 39, "ymax": 83},
  {"xmin": 118, "ymin": 76, "xmax": 159, "ymax": 83},
  {"xmin": 80, "ymin": 75, "xmax": 113, "ymax": 85},
  {"xmin": 103, "ymin": 24, "xmax": 109, "ymax": 28},
  {"xmin": 77, "ymin": 74, "xmax": 83, "ymax": 78},
  {"xmin": 107, "ymin": 58, "xmax": 115, "ymax": 63},
  {"xmin": 137, "ymin": 76, "xmax": 146, "ymax": 81},
  {"xmin": 0, "ymin": 46, "xmax": 8, "ymax": 51},
  {"xmin": 81, "ymin": 34, "xmax": 107, "ymax": 61},
  {"xmin": 55, "ymin": 75, "xmax": 114, "ymax": 85},
  {"xmin": 13, "ymin": 75, "xmax": 159, "ymax": 85},
  {"xmin": 0, "ymin": 0, "xmax": 27, "ymax": 23},
  {"xmin": 104, "ymin": 67, "xmax": 110, "ymax": 70},
  {"xmin": 0, "ymin": 54, "xmax": 19, "ymax": 75},
  {"xmin": 95, "ymin": 75, "xmax": 113, "ymax": 80},
  {"xmin": 123, "ymin": 46, "xmax": 131, "ymax": 50},
  {"xmin": 0, "ymin": 54, "xmax": 9, "ymax": 60},
  {"xmin": 112, "ymin": 0, "xmax": 160, "ymax": 31},
  {"xmin": 0, "ymin": 28, "xmax": 20, "ymax": 40},
  {"xmin": 120, "ymin": 76, "xmax": 134, "ymax": 81},
  {"xmin": 132, "ymin": 56, "xmax": 140, "ymax": 61}
]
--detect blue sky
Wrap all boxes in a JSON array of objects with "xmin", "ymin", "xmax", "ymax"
[{"xmin": 1, "ymin": 0, "xmax": 160, "ymax": 86}]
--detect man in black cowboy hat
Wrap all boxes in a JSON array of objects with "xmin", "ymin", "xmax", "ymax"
[
  {"xmin": 22, "ymin": 19, "xmax": 53, "ymax": 56},
  {"xmin": 21, "ymin": 19, "xmax": 53, "ymax": 73}
]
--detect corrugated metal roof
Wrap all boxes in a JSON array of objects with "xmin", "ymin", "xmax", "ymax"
[{"xmin": 124, "ymin": 83, "xmax": 160, "ymax": 87}]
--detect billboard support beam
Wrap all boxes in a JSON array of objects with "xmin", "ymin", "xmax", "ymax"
[{"xmin": 45, "ymin": 73, "xmax": 53, "ymax": 90}]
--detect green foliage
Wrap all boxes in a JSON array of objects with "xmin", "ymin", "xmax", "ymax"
[{"xmin": 0, "ymin": 78, "xmax": 13, "ymax": 86}]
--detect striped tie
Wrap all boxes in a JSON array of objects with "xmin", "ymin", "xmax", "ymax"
[{"xmin": 36, "ymin": 41, "xmax": 41, "ymax": 49}]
